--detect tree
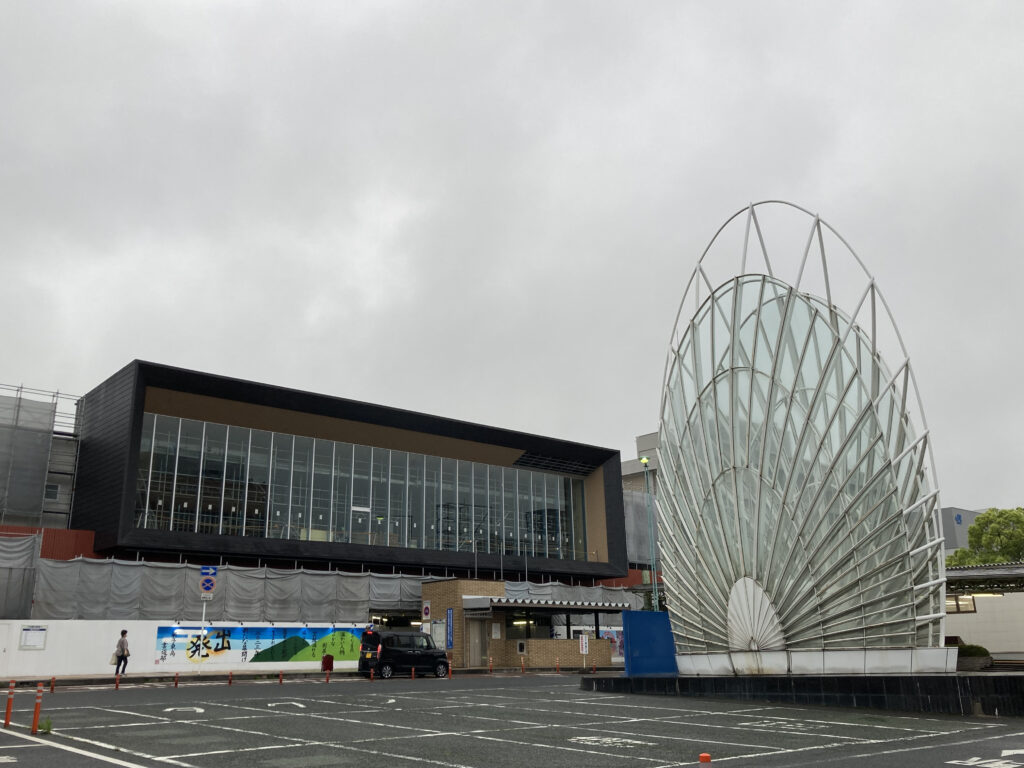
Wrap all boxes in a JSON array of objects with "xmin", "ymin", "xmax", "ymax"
[{"xmin": 946, "ymin": 507, "xmax": 1024, "ymax": 567}]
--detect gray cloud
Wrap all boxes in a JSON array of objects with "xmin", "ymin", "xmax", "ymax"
[{"xmin": 1, "ymin": 1, "xmax": 1022, "ymax": 508}]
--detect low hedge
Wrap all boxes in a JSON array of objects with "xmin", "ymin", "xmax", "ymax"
[{"xmin": 958, "ymin": 643, "xmax": 991, "ymax": 658}]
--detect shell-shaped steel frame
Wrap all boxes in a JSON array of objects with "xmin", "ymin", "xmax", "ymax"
[{"xmin": 658, "ymin": 201, "xmax": 945, "ymax": 654}]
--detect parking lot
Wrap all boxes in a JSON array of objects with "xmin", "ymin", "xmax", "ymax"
[{"xmin": 2, "ymin": 674, "xmax": 1023, "ymax": 767}]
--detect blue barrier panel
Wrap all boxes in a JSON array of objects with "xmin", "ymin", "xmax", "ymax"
[{"xmin": 622, "ymin": 610, "xmax": 677, "ymax": 677}]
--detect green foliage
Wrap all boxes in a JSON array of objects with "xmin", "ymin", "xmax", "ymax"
[
  {"xmin": 958, "ymin": 643, "xmax": 991, "ymax": 658},
  {"xmin": 40, "ymin": 716, "xmax": 52, "ymax": 734},
  {"xmin": 946, "ymin": 507, "xmax": 1024, "ymax": 567}
]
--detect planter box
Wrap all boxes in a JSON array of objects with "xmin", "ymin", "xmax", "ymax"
[{"xmin": 956, "ymin": 655, "xmax": 992, "ymax": 671}]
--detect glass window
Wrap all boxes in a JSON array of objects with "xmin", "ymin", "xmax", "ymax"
[
  {"xmin": 545, "ymin": 474, "xmax": 559, "ymax": 559},
  {"xmin": 245, "ymin": 430, "xmax": 271, "ymax": 537},
  {"xmin": 198, "ymin": 423, "xmax": 226, "ymax": 535},
  {"xmin": 457, "ymin": 460, "xmax": 472, "ymax": 552},
  {"xmin": 130, "ymin": 412, "xmax": 589, "ymax": 561},
  {"xmin": 424, "ymin": 455, "xmax": 442, "ymax": 550},
  {"xmin": 290, "ymin": 436, "xmax": 313, "ymax": 541},
  {"xmin": 172, "ymin": 419, "xmax": 203, "ymax": 532},
  {"xmin": 532, "ymin": 472, "xmax": 547, "ymax": 558},
  {"xmin": 503, "ymin": 468, "xmax": 518, "ymax": 555},
  {"xmin": 407, "ymin": 454, "xmax": 424, "ymax": 549},
  {"xmin": 488, "ymin": 466, "xmax": 502, "ymax": 556},
  {"xmin": 148, "ymin": 415, "xmax": 179, "ymax": 531},
  {"xmin": 473, "ymin": 462, "xmax": 488, "ymax": 554},
  {"xmin": 440, "ymin": 458, "xmax": 457, "ymax": 551},
  {"xmin": 351, "ymin": 445, "xmax": 371, "ymax": 545},
  {"xmin": 370, "ymin": 447, "xmax": 389, "ymax": 546},
  {"xmin": 518, "ymin": 471, "xmax": 533, "ymax": 557},
  {"xmin": 332, "ymin": 442, "xmax": 353, "ymax": 543},
  {"xmin": 389, "ymin": 451, "xmax": 408, "ymax": 547},
  {"xmin": 222, "ymin": 426, "xmax": 248, "ymax": 536},
  {"xmin": 135, "ymin": 413, "xmax": 155, "ymax": 528},
  {"xmin": 558, "ymin": 477, "xmax": 570, "ymax": 560},
  {"xmin": 310, "ymin": 439, "xmax": 332, "ymax": 542},
  {"xmin": 268, "ymin": 433, "xmax": 293, "ymax": 539}
]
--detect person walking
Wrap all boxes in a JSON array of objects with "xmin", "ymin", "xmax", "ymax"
[{"xmin": 115, "ymin": 629, "xmax": 130, "ymax": 676}]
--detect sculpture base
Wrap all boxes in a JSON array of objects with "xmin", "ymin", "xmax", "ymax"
[
  {"xmin": 581, "ymin": 673, "xmax": 1024, "ymax": 716},
  {"xmin": 676, "ymin": 648, "xmax": 958, "ymax": 675}
]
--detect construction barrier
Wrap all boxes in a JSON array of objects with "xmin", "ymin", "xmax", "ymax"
[
  {"xmin": 30, "ymin": 683, "xmax": 42, "ymax": 735},
  {"xmin": 3, "ymin": 681, "xmax": 13, "ymax": 728}
]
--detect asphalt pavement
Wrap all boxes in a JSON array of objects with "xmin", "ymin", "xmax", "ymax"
[{"xmin": 1, "ymin": 673, "xmax": 1023, "ymax": 768}]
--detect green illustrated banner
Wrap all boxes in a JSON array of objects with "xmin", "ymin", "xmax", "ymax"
[{"xmin": 154, "ymin": 625, "xmax": 363, "ymax": 666}]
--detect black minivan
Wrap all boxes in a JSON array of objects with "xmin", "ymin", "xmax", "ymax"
[{"xmin": 359, "ymin": 630, "xmax": 449, "ymax": 679}]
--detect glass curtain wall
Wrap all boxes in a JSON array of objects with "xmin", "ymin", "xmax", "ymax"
[{"xmin": 134, "ymin": 413, "xmax": 589, "ymax": 560}]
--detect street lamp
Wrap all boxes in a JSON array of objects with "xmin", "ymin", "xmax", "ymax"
[{"xmin": 640, "ymin": 456, "xmax": 660, "ymax": 611}]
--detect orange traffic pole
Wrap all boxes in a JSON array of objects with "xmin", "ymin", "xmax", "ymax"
[
  {"xmin": 228, "ymin": 671, "xmax": 233, "ymax": 686},
  {"xmin": 370, "ymin": 668, "xmax": 374, "ymax": 682},
  {"xmin": 699, "ymin": 754, "xmax": 711, "ymax": 763},
  {"xmin": 447, "ymin": 662, "xmax": 451, "ymax": 680},
  {"xmin": 174, "ymin": 672, "xmax": 179, "ymax": 688},
  {"xmin": 325, "ymin": 670, "xmax": 331, "ymax": 684},
  {"xmin": 49, "ymin": 677, "xmax": 55, "ymax": 694},
  {"xmin": 30, "ymin": 683, "xmax": 42, "ymax": 735},
  {"xmin": 278, "ymin": 671, "xmax": 283, "ymax": 685},
  {"xmin": 3, "ymin": 681, "xmax": 14, "ymax": 728},
  {"xmin": 411, "ymin": 667, "xmax": 415, "ymax": 680},
  {"xmin": 488, "ymin": 657, "xmax": 493, "ymax": 674},
  {"xmin": 556, "ymin": 657, "xmax": 560, "ymax": 674},
  {"xmin": 115, "ymin": 673, "xmax": 120, "ymax": 690},
  {"xmin": 520, "ymin": 656, "xmax": 525, "ymax": 674}
]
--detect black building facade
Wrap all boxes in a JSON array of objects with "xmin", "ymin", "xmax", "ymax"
[{"xmin": 73, "ymin": 361, "xmax": 628, "ymax": 581}]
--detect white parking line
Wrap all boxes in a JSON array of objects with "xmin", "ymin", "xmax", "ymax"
[{"xmin": 2, "ymin": 728, "xmax": 177, "ymax": 768}]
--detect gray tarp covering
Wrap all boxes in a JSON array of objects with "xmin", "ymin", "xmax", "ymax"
[
  {"xmin": 25, "ymin": 557, "xmax": 643, "ymax": 624},
  {"xmin": 0, "ymin": 534, "xmax": 39, "ymax": 618},
  {"xmin": 0, "ymin": 395, "xmax": 55, "ymax": 525},
  {"xmin": 31, "ymin": 558, "xmax": 426, "ymax": 622}
]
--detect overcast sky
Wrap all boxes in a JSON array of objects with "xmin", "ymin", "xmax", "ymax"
[{"xmin": 1, "ymin": 2, "xmax": 1021, "ymax": 510}]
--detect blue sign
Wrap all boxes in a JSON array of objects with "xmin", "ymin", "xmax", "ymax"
[
  {"xmin": 446, "ymin": 608, "xmax": 453, "ymax": 649},
  {"xmin": 201, "ymin": 566, "xmax": 218, "ymax": 576},
  {"xmin": 955, "ymin": 513, "xmax": 963, "ymax": 525},
  {"xmin": 200, "ymin": 576, "xmax": 216, "ymax": 592}
]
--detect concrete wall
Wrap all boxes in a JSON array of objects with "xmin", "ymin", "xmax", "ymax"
[
  {"xmin": 946, "ymin": 592, "xmax": 1024, "ymax": 654},
  {"xmin": 0, "ymin": 620, "xmax": 353, "ymax": 679}
]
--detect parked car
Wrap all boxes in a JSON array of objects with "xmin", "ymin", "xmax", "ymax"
[{"xmin": 359, "ymin": 630, "xmax": 448, "ymax": 679}]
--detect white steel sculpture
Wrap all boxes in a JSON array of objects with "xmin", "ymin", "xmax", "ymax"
[{"xmin": 658, "ymin": 201, "xmax": 951, "ymax": 675}]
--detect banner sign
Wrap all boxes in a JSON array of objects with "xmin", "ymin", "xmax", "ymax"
[
  {"xmin": 153, "ymin": 625, "xmax": 361, "ymax": 666},
  {"xmin": 446, "ymin": 608, "xmax": 453, "ymax": 649}
]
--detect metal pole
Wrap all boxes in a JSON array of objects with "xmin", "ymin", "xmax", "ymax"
[{"xmin": 641, "ymin": 458, "xmax": 660, "ymax": 611}]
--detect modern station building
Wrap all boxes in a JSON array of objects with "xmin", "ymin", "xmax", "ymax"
[{"xmin": 65, "ymin": 360, "xmax": 627, "ymax": 582}]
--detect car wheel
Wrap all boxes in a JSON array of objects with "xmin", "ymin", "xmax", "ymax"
[
  {"xmin": 434, "ymin": 661, "xmax": 448, "ymax": 678},
  {"xmin": 379, "ymin": 663, "xmax": 395, "ymax": 679}
]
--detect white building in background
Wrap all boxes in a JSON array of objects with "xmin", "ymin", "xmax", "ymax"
[{"xmin": 655, "ymin": 201, "xmax": 951, "ymax": 675}]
